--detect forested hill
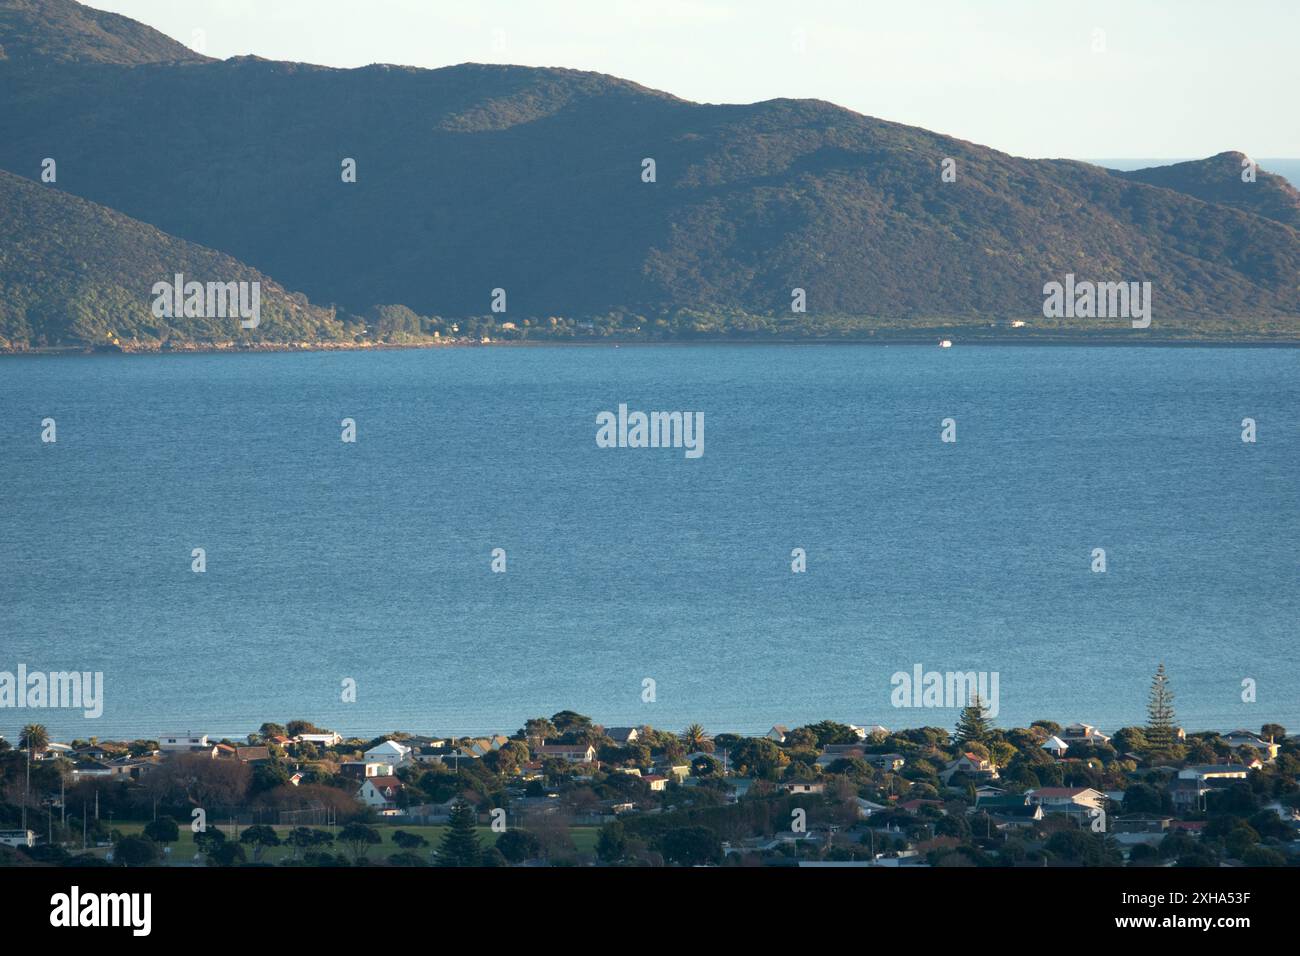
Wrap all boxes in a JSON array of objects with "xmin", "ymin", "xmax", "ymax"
[
  {"xmin": 0, "ymin": 170, "xmax": 343, "ymax": 348},
  {"xmin": 2, "ymin": 0, "xmax": 1299, "ymax": 347}
]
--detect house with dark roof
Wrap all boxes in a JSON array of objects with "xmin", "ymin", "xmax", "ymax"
[
  {"xmin": 866, "ymin": 753, "xmax": 906, "ymax": 772},
  {"xmin": 1112, "ymin": 814, "xmax": 1174, "ymax": 835},
  {"xmin": 1061, "ymin": 723, "xmax": 1112, "ymax": 746},
  {"xmin": 1170, "ymin": 765, "xmax": 1250, "ymax": 810},
  {"xmin": 897, "ymin": 798, "xmax": 946, "ymax": 815},
  {"xmin": 70, "ymin": 759, "xmax": 114, "ymax": 780},
  {"xmin": 975, "ymin": 792, "xmax": 1032, "ymax": 812},
  {"xmin": 815, "ymin": 744, "xmax": 866, "ymax": 768},
  {"xmin": 1221, "ymin": 730, "xmax": 1279, "ymax": 762},
  {"xmin": 987, "ymin": 804, "xmax": 1043, "ymax": 829}
]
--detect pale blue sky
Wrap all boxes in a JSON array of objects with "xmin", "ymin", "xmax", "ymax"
[{"xmin": 86, "ymin": 0, "xmax": 1298, "ymax": 158}]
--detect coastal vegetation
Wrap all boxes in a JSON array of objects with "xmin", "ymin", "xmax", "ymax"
[{"xmin": 3, "ymin": 690, "xmax": 1296, "ymax": 868}]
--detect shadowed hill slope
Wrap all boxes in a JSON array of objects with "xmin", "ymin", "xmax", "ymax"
[
  {"xmin": 1112, "ymin": 151, "xmax": 1300, "ymax": 232},
  {"xmin": 0, "ymin": 170, "xmax": 342, "ymax": 348}
]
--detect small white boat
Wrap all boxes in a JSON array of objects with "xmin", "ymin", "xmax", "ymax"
[{"xmin": 938, "ymin": 339, "xmax": 953, "ymax": 348}]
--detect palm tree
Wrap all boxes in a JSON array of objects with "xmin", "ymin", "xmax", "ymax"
[
  {"xmin": 680, "ymin": 723, "xmax": 713, "ymax": 753},
  {"xmin": 19, "ymin": 724, "xmax": 49, "ymax": 753},
  {"xmin": 18, "ymin": 724, "xmax": 48, "ymax": 833}
]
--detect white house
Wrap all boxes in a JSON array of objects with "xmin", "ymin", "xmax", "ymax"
[
  {"xmin": 1041, "ymin": 735, "xmax": 1069, "ymax": 758},
  {"xmin": 363, "ymin": 739, "xmax": 412, "ymax": 769},
  {"xmin": 1179, "ymin": 765, "xmax": 1249, "ymax": 784},
  {"xmin": 766, "ymin": 726, "xmax": 789, "ymax": 744},
  {"xmin": 295, "ymin": 732, "xmax": 343, "ymax": 748},
  {"xmin": 158, "ymin": 733, "xmax": 210, "ymax": 753},
  {"xmin": 605, "ymin": 727, "xmax": 640, "ymax": 746},
  {"xmin": 1026, "ymin": 787, "xmax": 1105, "ymax": 813},
  {"xmin": 357, "ymin": 776, "xmax": 405, "ymax": 813},
  {"xmin": 534, "ymin": 743, "xmax": 596, "ymax": 763},
  {"xmin": 780, "ymin": 781, "xmax": 825, "ymax": 795}
]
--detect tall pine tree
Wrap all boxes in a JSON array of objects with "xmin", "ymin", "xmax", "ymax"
[
  {"xmin": 438, "ymin": 800, "xmax": 482, "ymax": 867},
  {"xmin": 1146, "ymin": 663, "xmax": 1177, "ymax": 756},
  {"xmin": 955, "ymin": 695, "xmax": 993, "ymax": 745}
]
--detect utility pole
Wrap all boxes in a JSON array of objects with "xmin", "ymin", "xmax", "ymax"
[{"xmin": 22, "ymin": 739, "xmax": 30, "ymax": 832}]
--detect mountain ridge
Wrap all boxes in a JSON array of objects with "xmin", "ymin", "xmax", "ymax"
[
  {"xmin": 0, "ymin": 0, "xmax": 208, "ymax": 64},
  {"xmin": 2, "ymin": 0, "xmax": 1298, "ymax": 346},
  {"xmin": 1112, "ymin": 151, "xmax": 1300, "ymax": 231}
]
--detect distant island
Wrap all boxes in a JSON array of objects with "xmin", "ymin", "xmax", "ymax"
[{"xmin": 2, "ymin": 0, "xmax": 1299, "ymax": 353}]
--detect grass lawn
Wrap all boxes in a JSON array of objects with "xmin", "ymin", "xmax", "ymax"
[{"xmin": 108, "ymin": 822, "xmax": 598, "ymax": 864}]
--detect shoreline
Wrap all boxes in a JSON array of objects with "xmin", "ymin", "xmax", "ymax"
[
  {"xmin": 9, "ymin": 713, "xmax": 1285, "ymax": 743},
  {"xmin": 4, "ymin": 332, "xmax": 1300, "ymax": 357}
]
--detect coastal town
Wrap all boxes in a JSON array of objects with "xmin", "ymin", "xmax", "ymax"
[{"xmin": 2, "ymin": 696, "xmax": 1296, "ymax": 868}]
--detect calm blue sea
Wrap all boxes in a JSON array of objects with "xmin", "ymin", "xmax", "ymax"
[{"xmin": 1, "ymin": 345, "xmax": 1296, "ymax": 743}]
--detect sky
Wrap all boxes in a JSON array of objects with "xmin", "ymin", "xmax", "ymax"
[{"xmin": 84, "ymin": 0, "xmax": 1299, "ymax": 158}]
